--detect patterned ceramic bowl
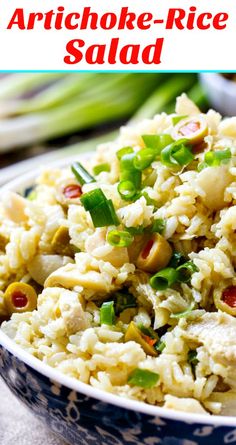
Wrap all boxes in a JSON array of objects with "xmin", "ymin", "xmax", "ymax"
[{"xmin": 1, "ymin": 156, "xmax": 236, "ymax": 445}]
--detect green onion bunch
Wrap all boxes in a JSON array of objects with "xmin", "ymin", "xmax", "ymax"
[{"xmin": 0, "ymin": 73, "xmax": 207, "ymax": 153}]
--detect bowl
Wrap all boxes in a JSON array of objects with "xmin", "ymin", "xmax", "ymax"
[
  {"xmin": 199, "ymin": 73, "xmax": 236, "ymax": 116},
  {"xmin": 1, "ymin": 154, "xmax": 236, "ymax": 445}
]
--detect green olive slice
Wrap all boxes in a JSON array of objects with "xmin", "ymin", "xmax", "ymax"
[
  {"xmin": 172, "ymin": 116, "xmax": 208, "ymax": 145},
  {"xmin": 136, "ymin": 233, "xmax": 172, "ymax": 274},
  {"xmin": 4, "ymin": 282, "xmax": 37, "ymax": 315},
  {"xmin": 214, "ymin": 286, "xmax": 236, "ymax": 316}
]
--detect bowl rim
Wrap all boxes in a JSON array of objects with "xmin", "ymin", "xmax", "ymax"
[{"xmin": 1, "ymin": 152, "xmax": 236, "ymax": 427}]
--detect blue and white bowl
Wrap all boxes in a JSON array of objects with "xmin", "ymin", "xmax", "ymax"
[{"xmin": 1, "ymin": 155, "xmax": 236, "ymax": 445}]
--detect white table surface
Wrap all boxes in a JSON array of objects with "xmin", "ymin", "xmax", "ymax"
[{"xmin": 0, "ymin": 376, "xmax": 68, "ymax": 445}]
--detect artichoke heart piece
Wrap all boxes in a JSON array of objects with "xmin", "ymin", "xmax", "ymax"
[
  {"xmin": 196, "ymin": 165, "xmax": 233, "ymax": 211},
  {"xmin": 28, "ymin": 254, "xmax": 73, "ymax": 286},
  {"xmin": 45, "ymin": 263, "xmax": 111, "ymax": 292}
]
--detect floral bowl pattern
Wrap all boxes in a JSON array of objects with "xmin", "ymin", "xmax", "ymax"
[{"xmin": 1, "ymin": 156, "xmax": 236, "ymax": 445}]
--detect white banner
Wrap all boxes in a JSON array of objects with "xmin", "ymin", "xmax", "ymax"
[{"xmin": 0, "ymin": 0, "xmax": 234, "ymax": 70}]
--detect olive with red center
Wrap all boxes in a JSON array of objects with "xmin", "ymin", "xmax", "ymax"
[
  {"xmin": 214, "ymin": 286, "xmax": 236, "ymax": 316},
  {"xmin": 172, "ymin": 116, "xmax": 208, "ymax": 145},
  {"xmin": 4, "ymin": 282, "xmax": 38, "ymax": 315}
]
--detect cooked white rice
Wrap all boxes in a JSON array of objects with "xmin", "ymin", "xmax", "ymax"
[{"xmin": 2, "ymin": 94, "xmax": 236, "ymax": 416}]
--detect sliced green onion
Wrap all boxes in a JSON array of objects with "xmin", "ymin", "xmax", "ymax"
[
  {"xmin": 80, "ymin": 188, "xmax": 106, "ymax": 210},
  {"xmin": 107, "ymin": 230, "xmax": 134, "ymax": 247},
  {"xmin": 120, "ymin": 152, "xmax": 142, "ymax": 190},
  {"xmin": 137, "ymin": 324, "xmax": 159, "ymax": 340},
  {"xmin": 71, "ymin": 162, "xmax": 95, "ymax": 185},
  {"xmin": 188, "ymin": 349, "xmax": 199, "ymax": 366},
  {"xmin": 176, "ymin": 261, "xmax": 198, "ymax": 283},
  {"xmin": 151, "ymin": 218, "xmax": 166, "ymax": 234},
  {"xmin": 93, "ymin": 163, "xmax": 110, "ymax": 176},
  {"xmin": 114, "ymin": 291, "xmax": 137, "ymax": 314},
  {"xmin": 150, "ymin": 267, "xmax": 178, "ymax": 290},
  {"xmin": 204, "ymin": 149, "xmax": 231, "ymax": 167},
  {"xmin": 118, "ymin": 180, "xmax": 137, "ymax": 201},
  {"xmin": 125, "ymin": 225, "xmax": 145, "ymax": 235},
  {"xmin": 154, "ymin": 340, "xmax": 166, "ymax": 353},
  {"xmin": 89, "ymin": 199, "xmax": 119, "ymax": 228},
  {"xmin": 133, "ymin": 148, "xmax": 156, "ymax": 170},
  {"xmin": 81, "ymin": 189, "xmax": 119, "ymax": 227},
  {"xmin": 142, "ymin": 134, "xmax": 174, "ymax": 152},
  {"xmin": 161, "ymin": 139, "xmax": 194, "ymax": 167},
  {"xmin": 170, "ymin": 301, "xmax": 195, "ymax": 319},
  {"xmin": 100, "ymin": 301, "xmax": 115, "ymax": 325},
  {"xmin": 168, "ymin": 252, "xmax": 186, "ymax": 269},
  {"xmin": 128, "ymin": 368, "xmax": 159, "ymax": 389},
  {"xmin": 172, "ymin": 115, "xmax": 188, "ymax": 126},
  {"xmin": 117, "ymin": 146, "xmax": 134, "ymax": 160}
]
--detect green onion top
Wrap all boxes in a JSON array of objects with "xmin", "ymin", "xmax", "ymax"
[
  {"xmin": 80, "ymin": 188, "xmax": 119, "ymax": 227},
  {"xmin": 142, "ymin": 134, "xmax": 174, "ymax": 152},
  {"xmin": 89, "ymin": 199, "xmax": 119, "ymax": 228},
  {"xmin": 71, "ymin": 162, "xmax": 95, "ymax": 185},
  {"xmin": 118, "ymin": 180, "xmax": 137, "ymax": 201},
  {"xmin": 133, "ymin": 148, "xmax": 156, "ymax": 171},
  {"xmin": 100, "ymin": 301, "xmax": 115, "ymax": 326},
  {"xmin": 80, "ymin": 188, "xmax": 106, "ymax": 210},
  {"xmin": 116, "ymin": 146, "xmax": 134, "ymax": 160},
  {"xmin": 93, "ymin": 163, "xmax": 111, "ymax": 176},
  {"xmin": 150, "ymin": 267, "xmax": 178, "ymax": 290},
  {"xmin": 120, "ymin": 152, "xmax": 142, "ymax": 190},
  {"xmin": 176, "ymin": 261, "xmax": 198, "ymax": 283},
  {"xmin": 128, "ymin": 368, "xmax": 160, "ymax": 389},
  {"xmin": 161, "ymin": 139, "xmax": 194, "ymax": 168},
  {"xmin": 107, "ymin": 230, "xmax": 134, "ymax": 248},
  {"xmin": 198, "ymin": 148, "xmax": 231, "ymax": 171}
]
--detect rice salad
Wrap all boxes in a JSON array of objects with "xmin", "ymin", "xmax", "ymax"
[{"xmin": 2, "ymin": 94, "xmax": 236, "ymax": 416}]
